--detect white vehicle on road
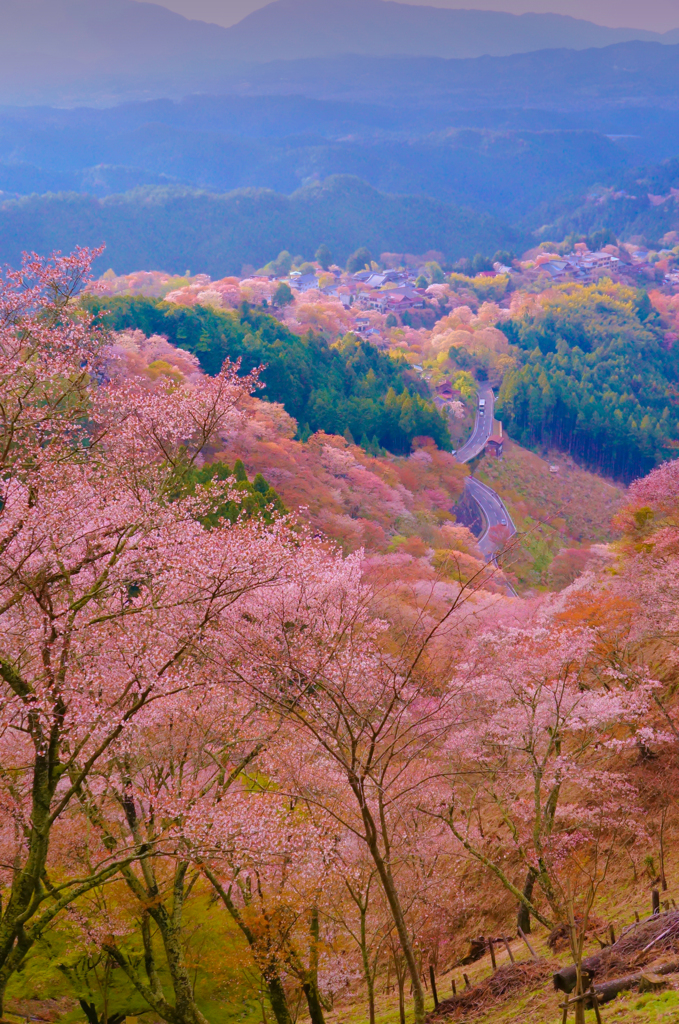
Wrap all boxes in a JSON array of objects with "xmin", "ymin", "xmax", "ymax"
[{"xmin": 478, "ymin": 398, "xmax": 486, "ymax": 410}]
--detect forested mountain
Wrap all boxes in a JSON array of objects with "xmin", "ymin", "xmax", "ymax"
[
  {"xmin": 0, "ymin": 177, "xmax": 513, "ymax": 275},
  {"xmin": 497, "ymin": 282, "xmax": 679, "ymax": 479},
  {"xmin": 0, "ymin": 105, "xmax": 625, "ymax": 219},
  {"xmin": 6, "ymin": 40, "xmax": 679, "ymax": 218},
  {"xmin": 84, "ymin": 294, "xmax": 450, "ymax": 453},
  {"xmin": 0, "ymin": 0, "xmax": 231, "ymax": 104},
  {"xmin": 233, "ymin": 42, "xmax": 679, "ymax": 109},
  {"xmin": 6, "ymin": 0, "xmax": 679, "ymax": 1019},
  {"xmin": 535, "ymin": 156, "xmax": 679, "ymax": 245}
]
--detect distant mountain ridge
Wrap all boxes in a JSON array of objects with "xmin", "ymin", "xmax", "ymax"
[
  {"xmin": 0, "ymin": 100, "xmax": 627, "ymax": 219},
  {"xmin": 0, "ymin": 176, "xmax": 515, "ymax": 275},
  {"xmin": 220, "ymin": 0, "xmax": 667, "ymax": 62},
  {"xmin": 0, "ymin": 0, "xmax": 677, "ymax": 105},
  {"xmin": 235, "ymin": 42, "xmax": 679, "ymax": 111}
]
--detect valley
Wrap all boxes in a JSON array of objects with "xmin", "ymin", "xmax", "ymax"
[{"xmin": 2, "ymin": 3, "xmax": 679, "ymax": 1023}]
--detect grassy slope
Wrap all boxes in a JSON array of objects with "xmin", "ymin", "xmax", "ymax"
[
  {"xmin": 321, "ymin": 937, "xmax": 679, "ymax": 1024},
  {"xmin": 321, "ymin": 834, "xmax": 679, "ymax": 1024},
  {"xmin": 474, "ymin": 432, "xmax": 625, "ymax": 591}
]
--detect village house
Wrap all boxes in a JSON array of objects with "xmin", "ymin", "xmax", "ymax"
[
  {"xmin": 540, "ymin": 251, "xmax": 622, "ymax": 284},
  {"xmin": 485, "ymin": 434, "xmax": 504, "ymax": 458},
  {"xmin": 356, "ymin": 290, "xmax": 389, "ymax": 313},
  {"xmin": 540, "ymin": 259, "xmax": 574, "ymax": 282},
  {"xmin": 576, "ymin": 251, "xmax": 620, "ymax": 279},
  {"xmin": 289, "ymin": 272, "xmax": 320, "ymax": 293},
  {"xmin": 352, "ymin": 270, "xmax": 403, "ymax": 286},
  {"xmin": 386, "ymin": 285, "xmax": 425, "ymax": 310}
]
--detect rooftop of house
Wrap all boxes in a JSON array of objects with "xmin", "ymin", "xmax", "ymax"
[
  {"xmin": 290, "ymin": 273, "xmax": 319, "ymax": 289},
  {"xmin": 541, "ymin": 262, "xmax": 570, "ymax": 277}
]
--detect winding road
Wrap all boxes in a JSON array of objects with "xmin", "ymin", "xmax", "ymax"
[
  {"xmin": 454, "ymin": 386, "xmax": 496, "ymax": 464},
  {"xmin": 453, "ymin": 389, "xmax": 518, "ymax": 594}
]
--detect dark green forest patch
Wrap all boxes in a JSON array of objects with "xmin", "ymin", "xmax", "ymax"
[
  {"xmin": 85, "ymin": 294, "xmax": 450, "ymax": 456},
  {"xmin": 496, "ymin": 282, "xmax": 679, "ymax": 480}
]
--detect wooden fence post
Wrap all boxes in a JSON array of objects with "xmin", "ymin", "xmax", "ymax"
[
  {"xmin": 488, "ymin": 938, "xmax": 497, "ymax": 972},
  {"xmin": 518, "ymin": 926, "xmax": 539, "ymax": 961},
  {"xmin": 652, "ymin": 890, "xmax": 660, "ymax": 915}
]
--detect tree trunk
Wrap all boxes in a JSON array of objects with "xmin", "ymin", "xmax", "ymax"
[
  {"xmin": 574, "ymin": 968, "xmax": 586, "ymax": 1024},
  {"xmin": 302, "ymin": 981, "xmax": 326, "ymax": 1024},
  {"xmin": 359, "ymin": 907, "xmax": 376, "ymax": 1024},
  {"xmin": 266, "ymin": 976, "xmax": 292, "ymax": 1024},
  {"xmin": 204, "ymin": 868, "xmax": 293, "ymax": 1024},
  {"xmin": 301, "ymin": 910, "xmax": 326, "ymax": 1024},
  {"xmin": 517, "ymin": 868, "xmax": 538, "ymax": 934},
  {"xmin": 105, "ymin": 861, "xmax": 210, "ymax": 1024},
  {"xmin": 397, "ymin": 970, "xmax": 406, "ymax": 1024},
  {"xmin": 0, "ymin": 976, "xmax": 7, "ymax": 1018},
  {"xmin": 80, "ymin": 1001, "xmax": 100, "ymax": 1024},
  {"xmin": 366, "ymin": 975, "xmax": 376, "ymax": 1024},
  {"xmin": 79, "ymin": 1004, "xmax": 125, "ymax": 1024},
  {"xmin": 660, "ymin": 808, "xmax": 668, "ymax": 891},
  {"xmin": 362, "ymin": 823, "xmax": 425, "ymax": 1022},
  {"xmin": 0, "ymin": 740, "xmax": 55, "ymax": 1006},
  {"xmin": 160, "ymin": 918, "xmax": 210, "ymax": 1024}
]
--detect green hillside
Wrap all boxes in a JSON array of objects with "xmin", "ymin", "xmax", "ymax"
[
  {"xmin": 534, "ymin": 156, "xmax": 679, "ymax": 247},
  {"xmin": 85, "ymin": 295, "xmax": 450, "ymax": 454},
  {"xmin": 496, "ymin": 281, "xmax": 679, "ymax": 480},
  {"xmin": 0, "ymin": 176, "xmax": 515, "ymax": 277}
]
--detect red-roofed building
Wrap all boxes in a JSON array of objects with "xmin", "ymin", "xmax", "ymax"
[{"xmin": 486, "ymin": 434, "xmax": 504, "ymax": 457}]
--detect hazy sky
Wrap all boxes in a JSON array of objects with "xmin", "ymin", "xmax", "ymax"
[{"xmin": 148, "ymin": 0, "xmax": 679, "ymax": 32}]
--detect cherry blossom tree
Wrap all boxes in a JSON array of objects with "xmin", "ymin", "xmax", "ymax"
[
  {"xmin": 318, "ymin": 836, "xmax": 396, "ymax": 1024},
  {"xmin": 0, "ymin": 248, "xmax": 316, "ymax": 1011},
  {"xmin": 222, "ymin": 554, "xmax": 483, "ymax": 1024},
  {"xmin": 69, "ymin": 566, "xmax": 348, "ymax": 1024},
  {"xmin": 200, "ymin": 802, "xmax": 340, "ymax": 1024},
  {"xmin": 613, "ymin": 457, "xmax": 679, "ymax": 669},
  {"xmin": 433, "ymin": 610, "xmax": 654, "ymax": 932},
  {"xmin": 70, "ymin": 689, "xmax": 279, "ymax": 1024}
]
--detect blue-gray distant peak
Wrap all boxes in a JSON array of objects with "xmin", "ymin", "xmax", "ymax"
[
  {"xmin": 0, "ymin": 0, "xmax": 670, "ymax": 105},
  {"xmin": 226, "ymin": 0, "xmax": 662, "ymax": 61}
]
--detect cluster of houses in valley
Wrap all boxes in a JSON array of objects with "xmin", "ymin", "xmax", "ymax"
[
  {"xmin": 535, "ymin": 244, "xmax": 679, "ymax": 285},
  {"xmin": 286, "ymin": 266, "xmax": 428, "ymax": 329},
  {"xmin": 536, "ymin": 248, "xmax": 623, "ymax": 283},
  {"xmin": 279, "ymin": 238, "xmax": 679, "ymax": 325}
]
